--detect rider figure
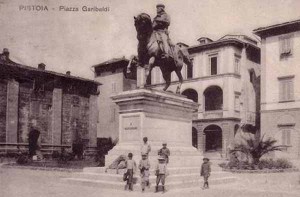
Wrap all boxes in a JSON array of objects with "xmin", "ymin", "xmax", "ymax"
[{"xmin": 153, "ymin": 4, "xmax": 171, "ymax": 59}]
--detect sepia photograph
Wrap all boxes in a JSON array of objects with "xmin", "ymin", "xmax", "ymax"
[{"xmin": 0, "ymin": 0, "xmax": 300, "ymax": 196}]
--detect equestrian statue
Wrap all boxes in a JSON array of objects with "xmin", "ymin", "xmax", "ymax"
[{"xmin": 126, "ymin": 4, "xmax": 193, "ymax": 93}]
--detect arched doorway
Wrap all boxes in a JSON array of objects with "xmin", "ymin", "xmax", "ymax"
[
  {"xmin": 192, "ymin": 127, "xmax": 198, "ymax": 148},
  {"xmin": 204, "ymin": 125, "xmax": 222, "ymax": 152},
  {"xmin": 203, "ymin": 86, "xmax": 223, "ymax": 111},
  {"xmin": 182, "ymin": 89, "xmax": 198, "ymax": 102}
]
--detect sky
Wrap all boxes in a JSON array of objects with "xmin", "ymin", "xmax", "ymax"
[{"xmin": 0, "ymin": 0, "xmax": 300, "ymax": 80}]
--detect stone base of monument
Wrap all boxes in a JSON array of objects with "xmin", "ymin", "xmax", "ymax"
[
  {"xmin": 106, "ymin": 88, "xmax": 203, "ymax": 168},
  {"xmin": 63, "ymin": 89, "xmax": 236, "ymax": 190}
]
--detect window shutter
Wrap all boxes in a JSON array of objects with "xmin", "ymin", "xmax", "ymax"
[
  {"xmin": 286, "ymin": 79, "xmax": 294, "ymax": 100},
  {"xmin": 282, "ymin": 130, "xmax": 286, "ymax": 145},
  {"xmin": 279, "ymin": 81, "xmax": 284, "ymax": 101},
  {"xmin": 286, "ymin": 38, "xmax": 291, "ymax": 53},
  {"xmin": 286, "ymin": 130, "xmax": 291, "ymax": 145},
  {"xmin": 279, "ymin": 37, "xmax": 284, "ymax": 55}
]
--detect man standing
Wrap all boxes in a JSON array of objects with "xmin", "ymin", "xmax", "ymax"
[
  {"xmin": 152, "ymin": 4, "xmax": 171, "ymax": 59},
  {"xmin": 141, "ymin": 137, "xmax": 151, "ymax": 157},
  {"xmin": 158, "ymin": 142, "xmax": 170, "ymax": 164}
]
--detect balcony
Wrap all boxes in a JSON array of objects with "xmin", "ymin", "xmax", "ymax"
[{"xmin": 203, "ymin": 110, "xmax": 223, "ymax": 119}]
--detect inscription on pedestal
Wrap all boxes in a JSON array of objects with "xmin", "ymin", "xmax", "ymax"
[{"xmin": 121, "ymin": 115, "xmax": 141, "ymax": 142}]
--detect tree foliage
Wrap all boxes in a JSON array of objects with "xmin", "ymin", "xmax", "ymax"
[{"xmin": 230, "ymin": 135, "xmax": 285, "ymax": 164}]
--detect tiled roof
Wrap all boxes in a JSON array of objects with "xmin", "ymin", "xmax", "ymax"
[
  {"xmin": 188, "ymin": 36, "xmax": 259, "ymax": 53},
  {"xmin": 0, "ymin": 58, "xmax": 101, "ymax": 85},
  {"xmin": 92, "ymin": 57, "xmax": 129, "ymax": 68},
  {"xmin": 253, "ymin": 19, "xmax": 300, "ymax": 36}
]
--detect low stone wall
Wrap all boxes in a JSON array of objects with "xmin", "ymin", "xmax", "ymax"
[{"xmin": 222, "ymin": 168, "xmax": 299, "ymax": 173}]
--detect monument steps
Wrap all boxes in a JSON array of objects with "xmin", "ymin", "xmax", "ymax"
[
  {"xmin": 83, "ymin": 166, "xmax": 222, "ymax": 174},
  {"xmin": 62, "ymin": 166, "xmax": 236, "ymax": 191},
  {"xmin": 69, "ymin": 171, "xmax": 229, "ymax": 182},
  {"xmin": 63, "ymin": 176, "xmax": 236, "ymax": 191}
]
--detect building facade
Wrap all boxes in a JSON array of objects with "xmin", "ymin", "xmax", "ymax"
[
  {"xmin": 0, "ymin": 49, "xmax": 100, "ymax": 155},
  {"xmin": 254, "ymin": 19, "xmax": 300, "ymax": 159},
  {"xmin": 141, "ymin": 36, "xmax": 261, "ymax": 156},
  {"xmin": 93, "ymin": 57, "xmax": 136, "ymax": 141}
]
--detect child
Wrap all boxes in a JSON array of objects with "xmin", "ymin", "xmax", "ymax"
[
  {"xmin": 125, "ymin": 153, "xmax": 136, "ymax": 191},
  {"xmin": 158, "ymin": 142, "xmax": 170, "ymax": 164},
  {"xmin": 155, "ymin": 156, "xmax": 167, "ymax": 193},
  {"xmin": 139, "ymin": 153, "xmax": 150, "ymax": 192},
  {"xmin": 141, "ymin": 137, "xmax": 151, "ymax": 157},
  {"xmin": 200, "ymin": 157, "xmax": 211, "ymax": 189}
]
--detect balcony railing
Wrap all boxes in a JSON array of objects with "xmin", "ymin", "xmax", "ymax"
[{"xmin": 203, "ymin": 110, "xmax": 223, "ymax": 119}]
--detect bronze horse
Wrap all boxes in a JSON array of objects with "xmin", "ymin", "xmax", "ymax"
[{"xmin": 127, "ymin": 13, "xmax": 193, "ymax": 93}]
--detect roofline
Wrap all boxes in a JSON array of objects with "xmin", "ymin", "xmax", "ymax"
[
  {"xmin": 218, "ymin": 34, "xmax": 258, "ymax": 44},
  {"xmin": 253, "ymin": 19, "xmax": 300, "ymax": 37},
  {"xmin": 0, "ymin": 61, "xmax": 102, "ymax": 85},
  {"xmin": 92, "ymin": 57, "xmax": 129, "ymax": 68},
  {"xmin": 188, "ymin": 38, "xmax": 259, "ymax": 53}
]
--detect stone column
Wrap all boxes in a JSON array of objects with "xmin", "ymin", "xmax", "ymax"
[
  {"xmin": 88, "ymin": 95, "xmax": 98, "ymax": 148},
  {"xmin": 196, "ymin": 123, "xmax": 204, "ymax": 153},
  {"xmin": 136, "ymin": 67, "xmax": 145, "ymax": 88},
  {"xmin": 6, "ymin": 79, "xmax": 19, "ymax": 143},
  {"xmin": 221, "ymin": 122, "xmax": 230, "ymax": 157},
  {"xmin": 51, "ymin": 89, "xmax": 62, "ymax": 147}
]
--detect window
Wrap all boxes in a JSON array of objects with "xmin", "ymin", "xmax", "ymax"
[
  {"xmin": 112, "ymin": 82, "xmax": 117, "ymax": 93},
  {"xmin": 187, "ymin": 63, "xmax": 193, "ymax": 79},
  {"xmin": 110, "ymin": 105, "xmax": 116, "ymax": 122},
  {"xmin": 210, "ymin": 56, "xmax": 218, "ymax": 75},
  {"xmin": 282, "ymin": 129, "xmax": 291, "ymax": 146},
  {"xmin": 279, "ymin": 76, "xmax": 294, "ymax": 102},
  {"xmin": 279, "ymin": 34, "xmax": 293, "ymax": 59},
  {"xmin": 249, "ymin": 70, "xmax": 255, "ymax": 84},
  {"xmin": 234, "ymin": 92, "xmax": 241, "ymax": 111},
  {"xmin": 234, "ymin": 56, "xmax": 240, "ymax": 74}
]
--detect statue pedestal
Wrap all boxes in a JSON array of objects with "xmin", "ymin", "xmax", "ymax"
[
  {"xmin": 106, "ymin": 88, "xmax": 203, "ymax": 167},
  {"xmin": 64, "ymin": 89, "xmax": 236, "ymax": 191}
]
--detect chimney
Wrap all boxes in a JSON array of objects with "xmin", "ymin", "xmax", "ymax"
[
  {"xmin": 1, "ymin": 48, "xmax": 9, "ymax": 61},
  {"xmin": 38, "ymin": 63, "xmax": 46, "ymax": 70},
  {"xmin": 66, "ymin": 71, "xmax": 71, "ymax": 75}
]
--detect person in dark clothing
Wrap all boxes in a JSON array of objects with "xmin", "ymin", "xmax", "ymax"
[
  {"xmin": 158, "ymin": 142, "xmax": 170, "ymax": 164},
  {"xmin": 200, "ymin": 157, "xmax": 211, "ymax": 189},
  {"xmin": 28, "ymin": 122, "xmax": 40, "ymax": 158}
]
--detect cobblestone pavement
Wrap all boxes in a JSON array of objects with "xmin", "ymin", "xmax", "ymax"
[{"xmin": 1, "ymin": 166, "xmax": 300, "ymax": 197}]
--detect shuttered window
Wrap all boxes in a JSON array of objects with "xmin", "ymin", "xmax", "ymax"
[
  {"xmin": 282, "ymin": 129, "xmax": 291, "ymax": 146},
  {"xmin": 234, "ymin": 55, "xmax": 241, "ymax": 74},
  {"xmin": 279, "ymin": 77, "xmax": 294, "ymax": 102},
  {"xmin": 279, "ymin": 34, "xmax": 293, "ymax": 59}
]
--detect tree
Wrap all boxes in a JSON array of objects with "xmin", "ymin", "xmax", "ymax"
[{"xmin": 230, "ymin": 135, "xmax": 285, "ymax": 164}]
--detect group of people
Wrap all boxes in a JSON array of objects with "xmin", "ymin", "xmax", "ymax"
[
  {"xmin": 123, "ymin": 137, "xmax": 170, "ymax": 193},
  {"xmin": 121, "ymin": 137, "xmax": 211, "ymax": 192}
]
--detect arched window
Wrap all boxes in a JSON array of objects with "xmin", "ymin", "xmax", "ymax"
[
  {"xmin": 204, "ymin": 86, "xmax": 223, "ymax": 111},
  {"xmin": 204, "ymin": 125, "xmax": 222, "ymax": 151},
  {"xmin": 182, "ymin": 89, "xmax": 198, "ymax": 102}
]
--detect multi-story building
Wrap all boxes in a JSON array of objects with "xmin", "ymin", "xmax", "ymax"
[
  {"xmin": 0, "ymin": 48, "xmax": 100, "ymax": 155},
  {"xmin": 93, "ymin": 57, "xmax": 136, "ymax": 141},
  {"xmin": 254, "ymin": 19, "xmax": 300, "ymax": 159},
  {"xmin": 142, "ymin": 35, "xmax": 261, "ymax": 156}
]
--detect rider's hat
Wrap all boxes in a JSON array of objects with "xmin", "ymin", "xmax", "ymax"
[
  {"xmin": 3, "ymin": 48, "xmax": 9, "ymax": 54},
  {"xmin": 156, "ymin": 4, "xmax": 165, "ymax": 9}
]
